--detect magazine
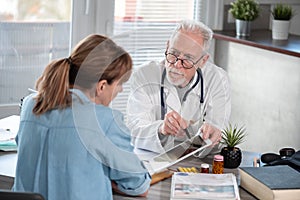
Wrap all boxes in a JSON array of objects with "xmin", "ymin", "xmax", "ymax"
[{"xmin": 171, "ymin": 172, "xmax": 240, "ymax": 200}]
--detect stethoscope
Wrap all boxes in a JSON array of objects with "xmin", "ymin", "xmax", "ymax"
[{"xmin": 160, "ymin": 68, "xmax": 204, "ymax": 119}]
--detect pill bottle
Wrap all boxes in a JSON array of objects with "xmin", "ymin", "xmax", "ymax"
[
  {"xmin": 212, "ymin": 155, "xmax": 224, "ymax": 174},
  {"xmin": 200, "ymin": 163, "xmax": 209, "ymax": 173}
]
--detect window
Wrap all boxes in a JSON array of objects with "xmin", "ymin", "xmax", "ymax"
[
  {"xmin": 0, "ymin": 0, "xmax": 71, "ymax": 109},
  {"xmin": 110, "ymin": 0, "xmax": 199, "ymax": 120},
  {"xmin": 0, "ymin": 0, "xmax": 219, "ymax": 119},
  {"xmin": 113, "ymin": 0, "xmax": 195, "ymax": 66}
]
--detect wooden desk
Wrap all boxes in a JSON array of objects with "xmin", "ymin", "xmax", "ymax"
[
  {"xmin": 114, "ymin": 151, "xmax": 258, "ymax": 199},
  {"xmin": 0, "ymin": 151, "xmax": 258, "ymax": 199}
]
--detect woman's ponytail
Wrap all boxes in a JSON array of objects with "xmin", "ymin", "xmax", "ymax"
[{"xmin": 33, "ymin": 58, "xmax": 71, "ymax": 115}]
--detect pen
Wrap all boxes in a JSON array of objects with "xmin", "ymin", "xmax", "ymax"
[
  {"xmin": 166, "ymin": 104, "xmax": 191, "ymax": 139},
  {"xmin": 28, "ymin": 88, "xmax": 37, "ymax": 93},
  {"xmin": 184, "ymin": 129, "xmax": 191, "ymax": 139}
]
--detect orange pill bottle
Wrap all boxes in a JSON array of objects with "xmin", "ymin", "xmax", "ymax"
[{"xmin": 212, "ymin": 155, "xmax": 224, "ymax": 174}]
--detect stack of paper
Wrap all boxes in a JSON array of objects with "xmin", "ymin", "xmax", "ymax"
[{"xmin": 0, "ymin": 115, "xmax": 20, "ymax": 151}]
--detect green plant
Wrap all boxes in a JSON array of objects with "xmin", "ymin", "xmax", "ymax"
[
  {"xmin": 229, "ymin": 0, "xmax": 260, "ymax": 21},
  {"xmin": 272, "ymin": 4, "xmax": 293, "ymax": 20},
  {"xmin": 221, "ymin": 123, "xmax": 246, "ymax": 147}
]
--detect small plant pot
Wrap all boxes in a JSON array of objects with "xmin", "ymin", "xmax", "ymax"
[
  {"xmin": 221, "ymin": 146, "xmax": 242, "ymax": 168},
  {"xmin": 235, "ymin": 19, "xmax": 251, "ymax": 37},
  {"xmin": 272, "ymin": 20, "xmax": 290, "ymax": 40}
]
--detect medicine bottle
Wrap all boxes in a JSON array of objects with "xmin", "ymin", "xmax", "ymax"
[
  {"xmin": 200, "ymin": 163, "xmax": 209, "ymax": 173},
  {"xmin": 212, "ymin": 155, "xmax": 224, "ymax": 174}
]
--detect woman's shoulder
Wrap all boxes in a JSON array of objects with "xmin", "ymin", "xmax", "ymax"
[
  {"xmin": 22, "ymin": 93, "xmax": 36, "ymax": 105},
  {"xmin": 94, "ymin": 106, "xmax": 133, "ymax": 149},
  {"xmin": 20, "ymin": 93, "xmax": 37, "ymax": 114},
  {"xmin": 95, "ymin": 106, "xmax": 124, "ymax": 127}
]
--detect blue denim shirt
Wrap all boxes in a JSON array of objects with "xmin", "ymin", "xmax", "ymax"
[{"xmin": 13, "ymin": 89, "xmax": 151, "ymax": 200}]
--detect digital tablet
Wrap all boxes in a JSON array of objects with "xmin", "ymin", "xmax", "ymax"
[{"xmin": 143, "ymin": 131, "xmax": 212, "ymax": 175}]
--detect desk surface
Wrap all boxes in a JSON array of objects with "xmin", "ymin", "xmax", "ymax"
[
  {"xmin": 0, "ymin": 113, "xmax": 258, "ymax": 198},
  {"xmin": 0, "ymin": 151, "xmax": 258, "ymax": 199}
]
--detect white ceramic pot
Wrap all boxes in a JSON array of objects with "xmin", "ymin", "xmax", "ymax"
[{"xmin": 272, "ymin": 20, "xmax": 290, "ymax": 40}]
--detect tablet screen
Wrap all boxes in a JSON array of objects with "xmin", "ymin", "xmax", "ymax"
[
  {"xmin": 153, "ymin": 134, "xmax": 207, "ymax": 163},
  {"xmin": 146, "ymin": 133, "xmax": 211, "ymax": 174}
]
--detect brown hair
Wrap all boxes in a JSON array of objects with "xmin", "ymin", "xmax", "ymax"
[{"xmin": 33, "ymin": 34, "xmax": 132, "ymax": 115}]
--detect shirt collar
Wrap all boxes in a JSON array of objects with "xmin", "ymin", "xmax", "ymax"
[{"xmin": 69, "ymin": 88, "xmax": 91, "ymax": 104}]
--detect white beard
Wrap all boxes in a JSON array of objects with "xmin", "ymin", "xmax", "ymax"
[{"xmin": 166, "ymin": 67, "xmax": 187, "ymax": 87}]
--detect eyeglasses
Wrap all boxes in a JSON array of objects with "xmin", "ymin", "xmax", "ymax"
[{"xmin": 165, "ymin": 52, "xmax": 204, "ymax": 69}]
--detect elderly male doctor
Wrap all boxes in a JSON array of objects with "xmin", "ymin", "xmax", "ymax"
[{"xmin": 127, "ymin": 20, "xmax": 231, "ymax": 156}]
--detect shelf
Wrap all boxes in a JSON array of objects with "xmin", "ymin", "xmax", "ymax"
[{"xmin": 213, "ymin": 30, "xmax": 300, "ymax": 58}]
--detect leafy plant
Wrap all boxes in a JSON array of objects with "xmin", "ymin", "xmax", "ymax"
[
  {"xmin": 272, "ymin": 4, "xmax": 293, "ymax": 20},
  {"xmin": 221, "ymin": 123, "xmax": 246, "ymax": 148},
  {"xmin": 229, "ymin": 0, "xmax": 260, "ymax": 21}
]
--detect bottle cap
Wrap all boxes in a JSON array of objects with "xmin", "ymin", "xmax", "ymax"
[
  {"xmin": 201, "ymin": 163, "xmax": 209, "ymax": 168},
  {"xmin": 214, "ymin": 155, "xmax": 224, "ymax": 161}
]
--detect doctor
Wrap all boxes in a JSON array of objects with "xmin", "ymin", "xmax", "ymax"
[{"xmin": 127, "ymin": 20, "xmax": 231, "ymax": 155}]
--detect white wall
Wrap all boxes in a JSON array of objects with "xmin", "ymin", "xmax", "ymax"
[
  {"xmin": 283, "ymin": 5, "xmax": 300, "ymax": 36},
  {"xmin": 71, "ymin": 0, "xmax": 114, "ymax": 48},
  {"xmin": 214, "ymin": 39, "xmax": 300, "ymax": 154}
]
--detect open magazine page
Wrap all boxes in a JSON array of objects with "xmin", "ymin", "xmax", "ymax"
[{"xmin": 171, "ymin": 172, "xmax": 240, "ymax": 200}]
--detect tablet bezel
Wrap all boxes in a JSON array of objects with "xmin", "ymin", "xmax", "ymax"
[{"xmin": 145, "ymin": 133, "xmax": 212, "ymax": 175}]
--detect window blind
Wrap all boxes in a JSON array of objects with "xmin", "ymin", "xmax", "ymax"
[
  {"xmin": 111, "ymin": 0, "xmax": 200, "ymax": 121},
  {"xmin": 0, "ymin": 0, "xmax": 71, "ymax": 106}
]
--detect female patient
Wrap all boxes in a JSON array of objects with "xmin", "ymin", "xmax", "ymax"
[{"xmin": 13, "ymin": 34, "xmax": 151, "ymax": 200}]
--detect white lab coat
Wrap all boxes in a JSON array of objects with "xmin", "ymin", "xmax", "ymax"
[{"xmin": 127, "ymin": 60, "xmax": 231, "ymax": 154}]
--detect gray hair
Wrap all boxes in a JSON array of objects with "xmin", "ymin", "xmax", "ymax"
[{"xmin": 170, "ymin": 20, "xmax": 213, "ymax": 51}]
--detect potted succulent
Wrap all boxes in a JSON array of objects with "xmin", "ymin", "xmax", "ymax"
[
  {"xmin": 220, "ymin": 123, "xmax": 247, "ymax": 168},
  {"xmin": 271, "ymin": 4, "xmax": 294, "ymax": 40},
  {"xmin": 229, "ymin": 0, "xmax": 260, "ymax": 37}
]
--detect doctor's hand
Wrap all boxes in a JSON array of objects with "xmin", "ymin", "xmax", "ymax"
[
  {"xmin": 159, "ymin": 111, "xmax": 188, "ymax": 137},
  {"xmin": 200, "ymin": 123, "xmax": 222, "ymax": 146}
]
